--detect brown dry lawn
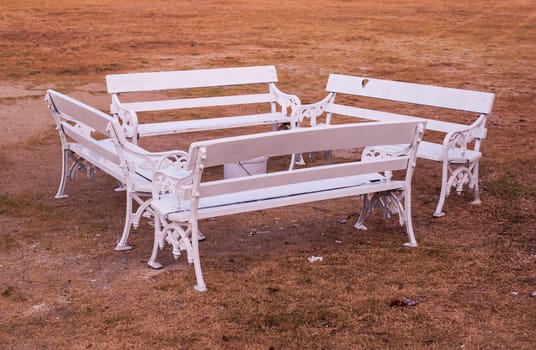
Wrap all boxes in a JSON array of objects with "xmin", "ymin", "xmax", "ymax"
[{"xmin": 1, "ymin": 0, "xmax": 535, "ymax": 349}]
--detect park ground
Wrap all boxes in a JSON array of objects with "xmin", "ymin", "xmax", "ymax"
[{"xmin": 1, "ymin": 1, "xmax": 535, "ymax": 349}]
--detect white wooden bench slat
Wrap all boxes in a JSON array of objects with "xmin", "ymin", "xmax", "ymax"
[
  {"xmin": 68, "ymin": 141, "xmax": 153, "ymax": 191},
  {"xmin": 373, "ymin": 142, "xmax": 482, "ymax": 163},
  {"xmin": 137, "ymin": 113, "xmax": 288, "ymax": 137},
  {"xmin": 326, "ymin": 103, "xmax": 468, "ymax": 134},
  {"xmin": 106, "ymin": 65, "xmax": 279, "ymax": 93},
  {"xmin": 68, "ymin": 141, "xmax": 124, "ymax": 181},
  {"xmin": 159, "ymin": 177, "xmax": 405, "ymax": 223},
  {"xmin": 197, "ymin": 157, "xmax": 407, "ymax": 198},
  {"xmin": 327, "ymin": 74, "xmax": 494, "ymax": 114},
  {"xmin": 329, "ymin": 101, "xmax": 488, "ymax": 142},
  {"xmin": 62, "ymin": 125, "xmax": 120, "ymax": 165},
  {"xmin": 120, "ymin": 93, "xmax": 276, "ymax": 112},
  {"xmin": 51, "ymin": 94, "xmax": 113, "ymax": 134},
  {"xmin": 418, "ymin": 142, "xmax": 481, "ymax": 163},
  {"xmin": 154, "ymin": 174, "xmax": 384, "ymax": 218}
]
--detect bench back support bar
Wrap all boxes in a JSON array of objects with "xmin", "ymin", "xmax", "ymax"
[
  {"xmin": 106, "ymin": 65, "xmax": 278, "ymax": 93},
  {"xmin": 327, "ymin": 74, "xmax": 494, "ymax": 114}
]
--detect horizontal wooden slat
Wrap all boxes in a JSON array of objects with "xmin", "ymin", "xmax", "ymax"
[
  {"xmin": 138, "ymin": 113, "xmax": 288, "ymax": 137},
  {"xmin": 121, "ymin": 93, "xmax": 275, "ymax": 112},
  {"xmin": 106, "ymin": 66, "xmax": 278, "ymax": 93},
  {"xmin": 62, "ymin": 123, "xmax": 121, "ymax": 165},
  {"xmin": 199, "ymin": 157, "xmax": 407, "ymax": 198},
  {"xmin": 327, "ymin": 74, "xmax": 494, "ymax": 114},
  {"xmin": 48, "ymin": 90, "xmax": 114, "ymax": 134},
  {"xmin": 166, "ymin": 178, "xmax": 405, "ymax": 221},
  {"xmin": 326, "ymin": 103, "xmax": 468, "ymax": 133}
]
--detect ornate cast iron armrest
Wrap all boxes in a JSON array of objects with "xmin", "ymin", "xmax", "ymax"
[
  {"xmin": 152, "ymin": 168, "xmax": 195, "ymax": 208},
  {"xmin": 441, "ymin": 114, "xmax": 488, "ymax": 163},
  {"xmin": 116, "ymin": 142, "xmax": 190, "ymax": 191},
  {"xmin": 110, "ymin": 95, "xmax": 140, "ymax": 140},
  {"xmin": 122, "ymin": 142, "xmax": 190, "ymax": 173},
  {"xmin": 270, "ymin": 84, "xmax": 301, "ymax": 122},
  {"xmin": 151, "ymin": 146, "xmax": 206, "ymax": 210},
  {"xmin": 291, "ymin": 93, "xmax": 334, "ymax": 127}
]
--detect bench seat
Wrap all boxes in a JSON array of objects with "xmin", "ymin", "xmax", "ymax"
[{"xmin": 153, "ymin": 173, "xmax": 390, "ymax": 222}]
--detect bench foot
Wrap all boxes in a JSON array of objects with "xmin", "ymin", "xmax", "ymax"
[
  {"xmin": 354, "ymin": 223, "xmax": 368, "ymax": 231},
  {"xmin": 403, "ymin": 242, "xmax": 418, "ymax": 247},
  {"xmin": 148, "ymin": 261, "xmax": 164, "ymax": 269},
  {"xmin": 432, "ymin": 211, "xmax": 445, "ymax": 218},
  {"xmin": 471, "ymin": 199, "xmax": 482, "ymax": 205},
  {"xmin": 115, "ymin": 244, "xmax": 134, "ymax": 251},
  {"xmin": 54, "ymin": 194, "xmax": 69, "ymax": 199},
  {"xmin": 194, "ymin": 284, "xmax": 208, "ymax": 292}
]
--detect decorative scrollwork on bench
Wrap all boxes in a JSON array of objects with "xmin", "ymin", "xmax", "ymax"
[
  {"xmin": 67, "ymin": 152, "xmax": 97, "ymax": 181},
  {"xmin": 355, "ymin": 190, "xmax": 407, "ymax": 231},
  {"xmin": 446, "ymin": 164, "xmax": 475, "ymax": 196},
  {"xmin": 294, "ymin": 101, "xmax": 329, "ymax": 127}
]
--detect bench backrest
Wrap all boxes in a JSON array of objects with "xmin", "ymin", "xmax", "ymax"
[
  {"xmin": 46, "ymin": 90, "xmax": 121, "ymax": 166},
  {"xmin": 188, "ymin": 121, "xmax": 424, "ymax": 197},
  {"xmin": 324, "ymin": 74, "xmax": 494, "ymax": 134},
  {"xmin": 106, "ymin": 65, "xmax": 282, "ymax": 113},
  {"xmin": 107, "ymin": 65, "xmax": 278, "ymax": 93},
  {"xmin": 327, "ymin": 74, "xmax": 494, "ymax": 114}
]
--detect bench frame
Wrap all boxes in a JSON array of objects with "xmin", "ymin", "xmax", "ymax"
[
  {"xmin": 106, "ymin": 65, "xmax": 300, "ymax": 140},
  {"xmin": 149, "ymin": 121, "xmax": 425, "ymax": 292},
  {"xmin": 294, "ymin": 74, "xmax": 495, "ymax": 217},
  {"xmin": 46, "ymin": 90, "xmax": 188, "ymax": 251}
]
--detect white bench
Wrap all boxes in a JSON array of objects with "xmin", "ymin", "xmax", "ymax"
[
  {"xmin": 105, "ymin": 65, "xmax": 300, "ymax": 140},
  {"xmin": 294, "ymin": 74, "xmax": 495, "ymax": 217},
  {"xmin": 45, "ymin": 90, "xmax": 188, "ymax": 251},
  {"xmin": 149, "ymin": 120, "xmax": 425, "ymax": 292}
]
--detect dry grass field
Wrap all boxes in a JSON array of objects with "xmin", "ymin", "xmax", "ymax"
[{"xmin": 1, "ymin": 0, "xmax": 535, "ymax": 349}]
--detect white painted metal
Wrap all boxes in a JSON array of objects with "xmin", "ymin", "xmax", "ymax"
[
  {"xmin": 106, "ymin": 65, "xmax": 300, "ymax": 140},
  {"xmin": 296, "ymin": 74, "xmax": 495, "ymax": 217},
  {"xmin": 150, "ymin": 120, "xmax": 424, "ymax": 292},
  {"xmin": 46, "ymin": 90, "xmax": 189, "ymax": 251}
]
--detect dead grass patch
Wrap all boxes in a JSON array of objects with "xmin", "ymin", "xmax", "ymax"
[{"xmin": 1, "ymin": 0, "xmax": 535, "ymax": 349}]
